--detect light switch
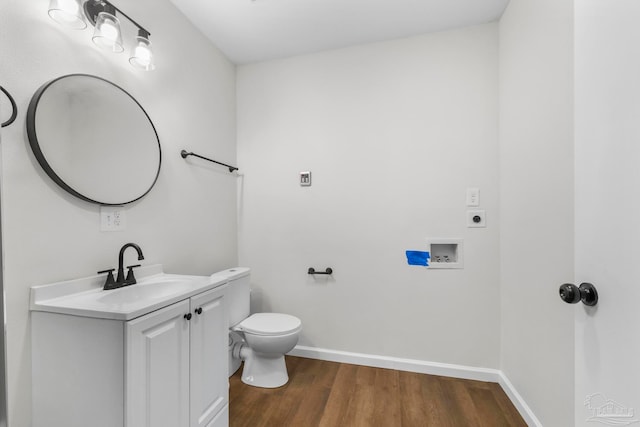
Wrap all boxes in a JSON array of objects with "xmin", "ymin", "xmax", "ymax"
[{"xmin": 466, "ymin": 188, "xmax": 480, "ymax": 207}]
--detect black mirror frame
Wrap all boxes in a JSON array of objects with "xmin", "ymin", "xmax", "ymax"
[{"xmin": 26, "ymin": 74, "xmax": 162, "ymax": 206}]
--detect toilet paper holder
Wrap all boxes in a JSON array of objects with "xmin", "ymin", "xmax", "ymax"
[{"xmin": 308, "ymin": 267, "xmax": 333, "ymax": 275}]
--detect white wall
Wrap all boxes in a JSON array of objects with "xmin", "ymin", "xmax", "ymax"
[
  {"xmin": 237, "ymin": 24, "xmax": 501, "ymax": 368},
  {"xmin": 0, "ymin": 1, "xmax": 237, "ymax": 425},
  {"xmin": 499, "ymin": 0, "xmax": 575, "ymax": 425}
]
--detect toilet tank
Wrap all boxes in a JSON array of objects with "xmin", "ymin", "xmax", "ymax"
[{"xmin": 210, "ymin": 268, "xmax": 250, "ymax": 327}]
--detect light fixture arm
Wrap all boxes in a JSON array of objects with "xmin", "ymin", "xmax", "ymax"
[{"xmin": 84, "ymin": 0, "xmax": 151, "ymax": 37}]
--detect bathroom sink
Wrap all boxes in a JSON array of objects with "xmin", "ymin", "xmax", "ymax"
[
  {"xmin": 30, "ymin": 264, "xmax": 227, "ymax": 320},
  {"xmin": 97, "ymin": 279, "xmax": 198, "ymax": 304}
]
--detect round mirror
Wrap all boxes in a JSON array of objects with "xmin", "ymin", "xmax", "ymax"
[{"xmin": 27, "ymin": 74, "xmax": 161, "ymax": 205}]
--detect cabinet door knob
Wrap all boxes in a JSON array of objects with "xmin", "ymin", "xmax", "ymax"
[
  {"xmin": 184, "ymin": 313, "xmax": 192, "ymax": 321},
  {"xmin": 195, "ymin": 307, "xmax": 203, "ymax": 315}
]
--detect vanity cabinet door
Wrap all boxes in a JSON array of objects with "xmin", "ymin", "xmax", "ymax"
[
  {"xmin": 190, "ymin": 285, "xmax": 228, "ymax": 427},
  {"xmin": 126, "ymin": 299, "xmax": 191, "ymax": 427}
]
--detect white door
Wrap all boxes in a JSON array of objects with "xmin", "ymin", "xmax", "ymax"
[
  {"xmin": 189, "ymin": 285, "xmax": 228, "ymax": 427},
  {"xmin": 126, "ymin": 300, "xmax": 191, "ymax": 427},
  {"xmin": 574, "ymin": 1, "xmax": 640, "ymax": 426}
]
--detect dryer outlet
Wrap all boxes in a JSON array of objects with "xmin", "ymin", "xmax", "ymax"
[{"xmin": 467, "ymin": 210, "xmax": 486, "ymax": 228}]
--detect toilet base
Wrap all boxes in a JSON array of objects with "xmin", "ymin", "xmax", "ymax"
[
  {"xmin": 228, "ymin": 331, "xmax": 243, "ymax": 377},
  {"xmin": 241, "ymin": 352, "xmax": 289, "ymax": 388}
]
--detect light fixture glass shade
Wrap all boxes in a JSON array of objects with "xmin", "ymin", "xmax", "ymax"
[
  {"xmin": 92, "ymin": 11, "xmax": 124, "ymax": 53},
  {"xmin": 48, "ymin": 0, "xmax": 87, "ymax": 30},
  {"xmin": 129, "ymin": 33, "xmax": 156, "ymax": 71}
]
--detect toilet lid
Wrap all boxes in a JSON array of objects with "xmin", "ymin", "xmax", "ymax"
[{"xmin": 238, "ymin": 313, "xmax": 302, "ymax": 336}]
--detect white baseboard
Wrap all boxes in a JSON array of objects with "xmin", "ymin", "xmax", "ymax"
[
  {"xmin": 497, "ymin": 372, "xmax": 543, "ymax": 427},
  {"xmin": 290, "ymin": 345, "xmax": 500, "ymax": 382},
  {"xmin": 290, "ymin": 345, "xmax": 541, "ymax": 427}
]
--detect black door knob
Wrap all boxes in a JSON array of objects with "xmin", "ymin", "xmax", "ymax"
[
  {"xmin": 559, "ymin": 283, "xmax": 581, "ymax": 304},
  {"xmin": 559, "ymin": 282, "xmax": 598, "ymax": 306},
  {"xmin": 195, "ymin": 307, "xmax": 203, "ymax": 315},
  {"xmin": 184, "ymin": 313, "xmax": 192, "ymax": 320}
]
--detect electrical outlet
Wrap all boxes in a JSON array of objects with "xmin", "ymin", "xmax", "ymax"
[
  {"xmin": 467, "ymin": 210, "xmax": 486, "ymax": 228},
  {"xmin": 100, "ymin": 206, "xmax": 126, "ymax": 231}
]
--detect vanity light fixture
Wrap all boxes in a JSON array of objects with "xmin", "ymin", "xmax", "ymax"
[
  {"xmin": 129, "ymin": 29, "xmax": 155, "ymax": 71},
  {"xmin": 47, "ymin": 0, "xmax": 155, "ymax": 71},
  {"xmin": 90, "ymin": 3, "xmax": 123, "ymax": 53},
  {"xmin": 48, "ymin": 0, "xmax": 87, "ymax": 30}
]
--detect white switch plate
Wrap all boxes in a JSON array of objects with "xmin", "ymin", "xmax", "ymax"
[
  {"xmin": 467, "ymin": 210, "xmax": 486, "ymax": 228},
  {"xmin": 300, "ymin": 171, "xmax": 311, "ymax": 186},
  {"xmin": 466, "ymin": 188, "xmax": 480, "ymax": 207},
  {"xmin": 100, "ymin": 206, "xmax": 126, "ymax": 231}
]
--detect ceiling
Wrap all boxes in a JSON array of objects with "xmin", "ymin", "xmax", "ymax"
[
  {"xmin": 169, "ymin": 0, "xmax": 510, "ymax": 64},
  {"xmin": 171, "ymin": 0, "xmax": 509, "ymax": 64}
]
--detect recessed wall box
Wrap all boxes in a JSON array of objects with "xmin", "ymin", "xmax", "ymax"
[{"xmin": 427, "ymin": 238, "xmax": 464, "ymax": 269}]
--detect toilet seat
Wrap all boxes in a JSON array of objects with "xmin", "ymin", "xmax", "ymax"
[{"xmin": 236, "ymin": 313, "xmax": 302, "ymax": 336}]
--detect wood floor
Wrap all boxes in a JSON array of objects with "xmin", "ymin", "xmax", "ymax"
[{"xmin": 229, "ymin": 356, "xmax": 527, "ymax": 427}]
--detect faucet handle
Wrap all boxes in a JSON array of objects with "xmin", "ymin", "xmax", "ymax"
[
  {"xmin": 98, "ymin": 268, "xmax": 117, "ymax": 290},
  {"xmin": 125, "ymin": 264, "xmax": 141, "ymax": 285}
]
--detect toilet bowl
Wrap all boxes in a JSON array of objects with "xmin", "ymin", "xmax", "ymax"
[
  {"xmin": 210, "ymin": 268, "xmax": 302, "ymax": 388},
  {"xmin": 233, "ymin": 313, "xmax": 302, "ymax": 388}
]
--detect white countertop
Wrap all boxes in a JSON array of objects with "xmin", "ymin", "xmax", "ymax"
[{"xmin": 30, "ymin": 264, "xmax": 227, "ymax": 321}]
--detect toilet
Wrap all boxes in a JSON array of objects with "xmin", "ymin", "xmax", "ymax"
[{"xmin": 212, "ymin": 268, "xmax": 302, "ymax": 388}]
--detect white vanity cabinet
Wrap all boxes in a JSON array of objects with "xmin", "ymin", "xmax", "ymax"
[
  {"xmin": 126, "ymin": 285, "xmax": 228, "ymax": 427},
  {"xmin": 31, "ymin": 273, "xmax": 228, "ymax": 427}
]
